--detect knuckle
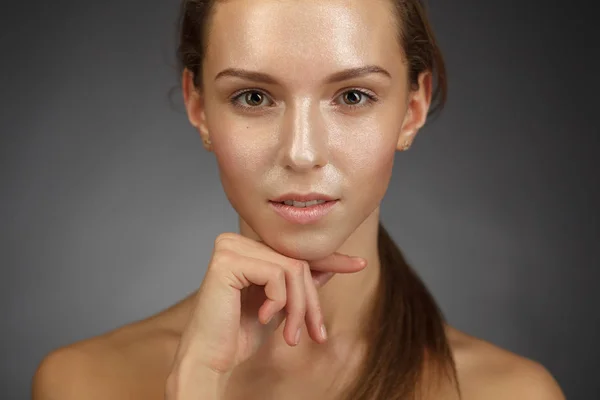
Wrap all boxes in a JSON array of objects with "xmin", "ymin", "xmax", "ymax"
[
  {"xmin": 286, "ymin": 300, "xmax": 303, "ymax": 314},
  {"xmin": 312, "ymin": 302, "xmax": 323, "ymax": 316},
  {"xmin": 214, "ymin": 232, "xmax": 236, "ymax": 247},
  {"xmin": 211, "ymin": 249, "xmax": 236, "ymax": 268},
  {"xmin": 296, "ymin": 301, "xmax": 307, "ymax": 315},
  {"xmin": 272, "ymin": 266, "xmax": 286, "ymax": 283},
  {"xmin": 291, "ymin": 259, "xmax": 308, "ymax": 274}
]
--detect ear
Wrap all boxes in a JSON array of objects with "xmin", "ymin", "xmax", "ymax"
[
  {"xmin": 182, "ymin": 68, "xmax": 212, "ymax": 151},
  {"xmin": 397, "ymin": 71, "xmax": 433, "ymax": 151}
]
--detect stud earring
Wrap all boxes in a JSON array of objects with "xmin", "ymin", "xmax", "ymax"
[
  {"xmin": 203, "ymin": 137, "xmax": 212, "ymax": 146},
  {"xmin": 400, "ymin": 141, "xmax": 411, "ymax": 151}
]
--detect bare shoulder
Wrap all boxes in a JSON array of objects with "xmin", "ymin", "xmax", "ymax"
[
  {"xmin": 445, "ymin": 325, "xmax": 565, "ymax": 400},
  {"xmin": 32, "ymin": 305, "xmax": 188, "ymax": 400}
]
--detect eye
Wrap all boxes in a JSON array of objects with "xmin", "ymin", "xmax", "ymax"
[
  {"xmin": 230, "ymin": 90, "xmax": 274, "ymax": 110},
  {"xmin": 229, "ymin": 88, "xmax": 378, "ymax": 112},
  {"xmin": 335, "ymin": 89, "xmax": 378, "ymax": 109}
]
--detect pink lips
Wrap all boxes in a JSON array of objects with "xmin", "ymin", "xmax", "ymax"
[
  {"xmin": 269, "ymin": 199, "xmax": 339, "ymax": 224},
  {"xmin": 270, "ymin": 192, "xmax": 337, "ymax": 203}
]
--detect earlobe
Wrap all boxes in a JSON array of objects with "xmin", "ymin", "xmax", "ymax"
[
  {"xmin": 396, "ymin": 71, "xmax": 432, "ymax": 152},
  {"xmin": 201, "ymin": 136, "xmax": 213, "ymax": 152},
  {"xmin": 398, "ymin": 138, "xmax": 412, "ymax": 151},
  {"xmin": 396, "ymin": 106, "xmax": 418, "ymax": 151},
  {"xmin": 396, "ymin": 128, "xmax": 415, "ymax": 151}
]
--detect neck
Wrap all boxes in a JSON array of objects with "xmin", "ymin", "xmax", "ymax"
[{"xmin": 238, "ymin": 207, "xmax": 382, "ymax": 353}]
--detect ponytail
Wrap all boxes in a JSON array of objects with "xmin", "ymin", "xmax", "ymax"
[{"xmin": 339, "ymin": 222, "xmax": 460, "ymax": 399}]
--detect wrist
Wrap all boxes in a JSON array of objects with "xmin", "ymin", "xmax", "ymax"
[{"xmin": 166, "ymin": 361, "xmax": 231, "ymax": 400}]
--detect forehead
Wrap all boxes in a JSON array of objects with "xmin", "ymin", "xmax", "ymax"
[{"xmin": 205, "ymin": 0, "xmax": 404, "ymax": 81}]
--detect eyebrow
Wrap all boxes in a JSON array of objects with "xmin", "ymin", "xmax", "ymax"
[{"xmin": 214, "ymin": 65, "xmax": 392, "ymax": 84}]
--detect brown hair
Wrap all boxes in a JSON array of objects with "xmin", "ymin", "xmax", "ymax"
[{"xmin": 175, "ymin": 1, "xmax": 459, "ymax": 398}]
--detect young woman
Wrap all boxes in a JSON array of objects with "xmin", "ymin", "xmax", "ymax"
[{"xmin": 33, "ymin": 0, "xmax": 565, "ymax": 399}]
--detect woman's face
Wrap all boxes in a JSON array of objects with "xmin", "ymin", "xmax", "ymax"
[{"xmin": 185, "ymin": 0, "xmax": 430, "ymax": 260}]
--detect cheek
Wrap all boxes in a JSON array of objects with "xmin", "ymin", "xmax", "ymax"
[
  {"xmin": 352, "ymin": 142, "xmax": 396, "ymax": 208},
  {"xmin": 215, "ymin": 140, "xmax": 261, "ymax": 193},
  {"xmin": 214, "ymin": 138, "xmax": 259, "ymax": 177},
  {"xmin": 207, "ymin": 103, "xmax": 275, "ymax": 179},
  {"xmin": 209, "ymin": 110, "xmax": 261, "ymax": 174},
  {"xmin": 209, "ymin": 121, "xmax": 274, "ymax": 209},
  {"xmin": 332, "ymin": 120, "xmax": 398, "ymax": 192}
]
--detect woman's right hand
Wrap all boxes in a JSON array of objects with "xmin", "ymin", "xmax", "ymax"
[{"xmin": 165, "ymin": 232, "xmax": 367, "ymax": 399}]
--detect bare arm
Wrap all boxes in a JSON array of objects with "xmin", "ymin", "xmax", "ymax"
[
  {"xmin": 32, "ymin": 347, "xmax": 109, "ymax": 400},
  {"xmin": 502, "ymin": 361, "xmax": 565, "ymax": 400}
]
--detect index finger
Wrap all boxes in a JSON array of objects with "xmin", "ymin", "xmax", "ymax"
[
  {"xmin": 308, "ymin": 253, "xmax": 367, "ymax": 273},
  {"xmin": 252, "ymin": 239, "xmax": 366, "ymax": 273}
]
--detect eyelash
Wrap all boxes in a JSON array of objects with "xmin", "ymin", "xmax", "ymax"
[{"xmin": 228, "ymin": 88, "xmax": 379, "ymax": 113}]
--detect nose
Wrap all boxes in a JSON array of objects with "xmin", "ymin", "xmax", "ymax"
[{"xmin": 278, "ymin": 101, "xmax": 328, "ymax": 171}]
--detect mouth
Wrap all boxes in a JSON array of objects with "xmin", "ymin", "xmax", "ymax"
[
  {"xmin": 269, "ymin": 192, "xmax": 338, "ymax": 206},
  {"xmin": 270, "ymin": 199, "xmax": 333, "ymax": 208},
  {"xmin": 268, "ymin": 193, "xmax": 339, "ymax": 224}
]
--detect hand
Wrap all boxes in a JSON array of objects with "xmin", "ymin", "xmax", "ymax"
[{"xmin": 165, "ymin": 232, "xmax": 366, "ymax": 398}]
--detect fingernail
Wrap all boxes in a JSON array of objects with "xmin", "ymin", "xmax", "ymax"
[
  {"xmin": 321, "ymin": 324, "xmax": 328, "ymax": 340},
  {"xmin": 295, "ymin": 328, "xmax": 301, "ymax": 345}
]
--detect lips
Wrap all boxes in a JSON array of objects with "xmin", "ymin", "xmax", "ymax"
[
  {"xmin": 270, "ymin": 192, "xmax": 338, "ymax": 203},
  {"xmin": 269, "ymin": 198, "xmax": 339, "ymax": 224}
]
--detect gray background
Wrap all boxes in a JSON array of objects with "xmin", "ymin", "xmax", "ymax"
[{"xmin": 1, "ymin": 0, "xmax": 598, "ymax": 399}]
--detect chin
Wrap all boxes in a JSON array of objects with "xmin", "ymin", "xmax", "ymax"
[{"xmin": 259, "ymin": 226, "xmax": 349, "ymax": 261}]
